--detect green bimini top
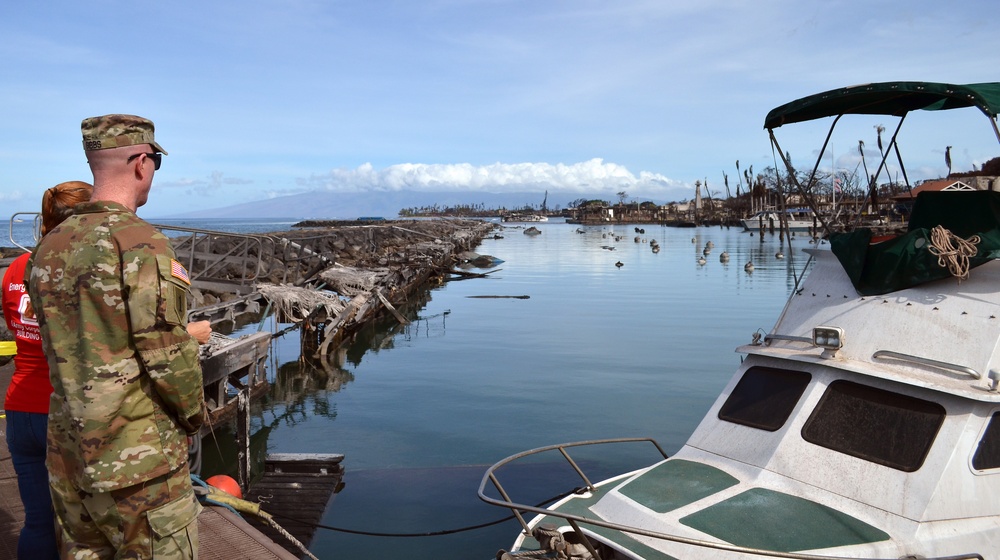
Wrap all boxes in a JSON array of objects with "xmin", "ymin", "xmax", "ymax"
[{"xmin": 764, "ymin": 81, "xmax": 1000, "ymax": 130}]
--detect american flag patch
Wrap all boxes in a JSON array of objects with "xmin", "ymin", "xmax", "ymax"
[{"xmin": 171, "ymin": 259, "xmax": 191, "ymax": 285}]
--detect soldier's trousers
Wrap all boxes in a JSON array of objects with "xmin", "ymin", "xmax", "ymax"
[{"xmin": 49, "ymin": 464, "xmax": 201, "ymax": 559}]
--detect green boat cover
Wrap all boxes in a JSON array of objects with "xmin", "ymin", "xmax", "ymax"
[
  {"xmin": 830, "ymin": 191, "xmax": 1000, "ymax": 296},
  {"xmin": 618, "ymin": 459, "xmax": 738, "ymax": 513},
  {"xmin": 765, "ymin": 81, "xmax": 1000, "ymax": 129},
  {"xmin": 680, "ymin": 488, "xmax": 889, "ymax": 551}
]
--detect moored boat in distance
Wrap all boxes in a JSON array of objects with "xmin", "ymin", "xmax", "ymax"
[
  {"xmin": 480, "ymin": 81, "xmax": 1000, "ymax": 559},
  {"xmin": 503, "ymin": 213, "xmax": 549, "ymax": 223},
  {"xmin": 740, "ymin": 207, "xmax": 820, "ymax": 233}
]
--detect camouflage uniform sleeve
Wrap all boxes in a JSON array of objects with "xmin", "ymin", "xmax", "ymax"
[{"xmin": 123, "ymin": 243, "xmax": 205, "ymax": 434}]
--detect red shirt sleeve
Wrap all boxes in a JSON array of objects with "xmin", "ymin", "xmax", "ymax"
[{"xmin": 3, "ymin": 253, "xmax": 53, "ymax": 413}]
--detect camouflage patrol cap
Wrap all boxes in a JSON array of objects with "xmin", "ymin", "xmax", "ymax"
[{"xmin": 81, "ymin": 114, "xmax": 167, "ymax": 154}]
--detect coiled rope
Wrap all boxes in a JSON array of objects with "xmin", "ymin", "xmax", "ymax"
[
  {"xmin": 496, "ymin": 525, "xmax": 564, "ymax": 559},
  {"xmin": 497, "ymin": 548, "xmax": 552, "ymax": 559},
  {"xmin": 928, "ymin": 225, "xmax": 980, "ymax": 281}
]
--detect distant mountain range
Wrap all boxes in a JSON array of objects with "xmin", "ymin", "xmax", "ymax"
[{"xmin": 162, "ymin": 189, "xmax": 667, "ymax": 220}]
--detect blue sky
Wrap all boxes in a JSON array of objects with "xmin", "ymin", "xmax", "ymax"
[{"xmin": 2, "ymin": 1, "xmax": 999, "ymax": 218}]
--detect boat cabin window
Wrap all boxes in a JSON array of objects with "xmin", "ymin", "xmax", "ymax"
[
  {"xmin": 802, "ymin": 381, "xmax": 944, "ymax": 472},
  {"xmin": 718, "ymin": 367, "xmax": 811, "ymax": 431},
  {"xmin": 973, "ymin": 411, "xmax": 1000, "ymax": 471}
]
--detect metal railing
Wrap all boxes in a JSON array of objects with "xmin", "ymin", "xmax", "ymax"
[
  {"xmin": 478, "ymin": 438, "xmax": 982, "ymax": 560},
  {"xmin": 153, "ymin": 224, "xmax": 269, "ymax": 293},
  {"xmin": 479, "ymin": 438, "xmax": 667, "ymax": 535},
  {"xmin": 8, "ymin": 212, "xmax": 40, "ymax": 251},
  {"xmin": 872, "ymin": 350, "xmax": 981, "ymax": 379},
  {"xmin": 152, "ymin": 225, "xmax": 337, "ymax": 292},
  {"xmin": 268, "ymin": 234, "xmax": 337, "ymax": 285}
]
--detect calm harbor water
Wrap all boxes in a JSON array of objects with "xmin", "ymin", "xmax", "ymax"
[
  {"xmin": 5, "ymin": 215, "xmax": 815, "ymax": 559},
  {"xmin": 244, "ymin": 219, "xmax": 811, "ymax": 559}
]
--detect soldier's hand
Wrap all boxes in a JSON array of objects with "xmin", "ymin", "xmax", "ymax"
[{"xmin": 186, "ymin": 320, "xmax": 212, "ymax": 344}]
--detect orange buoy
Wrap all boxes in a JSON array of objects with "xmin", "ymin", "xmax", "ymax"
[{"xmin": 205, "ymin": 475, "xmax": 243, "ymax": 499}]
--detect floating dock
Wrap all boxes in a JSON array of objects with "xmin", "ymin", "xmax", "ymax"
[{"xmin": 243, "ymin": 453, "xmax": 346, "ymax": 551}]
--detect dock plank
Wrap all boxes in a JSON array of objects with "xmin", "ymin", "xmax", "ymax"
[
  {"xmin": 0, "ymin": 416, "xmax": 23, "ymax": 560},
  {"xmin": 199, "ymin": 506, "xmax": 300, "ymax": 560}
]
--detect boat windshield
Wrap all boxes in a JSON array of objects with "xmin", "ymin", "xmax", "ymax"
[
  {"xmin": 717, "ymin": 367, "xmax": 811, "ymax": 431},
  {"xmin": 802, "ymin": 380, "xmax": 945, "ymax": 472}
]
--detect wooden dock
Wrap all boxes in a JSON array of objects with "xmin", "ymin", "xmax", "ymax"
[{"xmin": 0, "ymin": 412, "xmax": 21, "ymax": 560}]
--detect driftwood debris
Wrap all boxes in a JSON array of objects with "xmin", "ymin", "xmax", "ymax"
[
  {"xmin": 276, "ymin": 219, "xmax": 499, "ymax": 362},
  {"xmin": 255, "ymin": 284, "xmax": 347, "ymax": 324},
  {"xmin": 173, "ymin": 218, "xmax": 498, "ymax": 361},
  {"xmin": 375, "ymin": 290, "xmax": 410, "ymax": 325},
  {"xmin": 170, "ymin": 219, "xmax": 497, "ymax": 310},
  {"xmin": 440, "ymin": 268, "xmax": 501, "ymax": 281}
]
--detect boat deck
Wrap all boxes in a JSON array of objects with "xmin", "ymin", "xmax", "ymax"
[{"xmin": 0, "ymin": 362, "xmax": 300, "ymax": 560}]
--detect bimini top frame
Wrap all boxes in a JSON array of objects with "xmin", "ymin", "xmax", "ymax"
[
  {"xmin": 763, "ymin": 81, "xmax": 1000, "ymax": 236},
  {"xmin": 765, "ymin": 82, "xmax": 1000, "ymax": 130}
]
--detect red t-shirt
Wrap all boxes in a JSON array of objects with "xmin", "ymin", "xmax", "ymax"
[{"xmin": 3, "ymin": 252, "xmax": 52, "ymax": 413}]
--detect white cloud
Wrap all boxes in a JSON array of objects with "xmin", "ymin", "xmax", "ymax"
[
  {"xmin": 0, "ymin": 190, "xmax": 25, "ymax": 203},
  {"xmin": 302, "ymin": 159, "xmax": 688, "ymax": 197}
]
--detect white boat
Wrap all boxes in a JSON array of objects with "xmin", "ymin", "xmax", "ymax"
[
  {"xmin": 741, "ymin": 208, "xmax": 819, "ymax": 233},
  {"xmin": 480, "ymin": 81, "xmax": 1000, "ymax": 559},
  {"xmin": 503, "ymin": 213, "xmax": 549, "ymax": 223}
]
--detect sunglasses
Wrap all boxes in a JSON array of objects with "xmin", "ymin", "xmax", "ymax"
[{"xmin": 126, "ymin": 152, "xmax": 162, "ymax": 170}]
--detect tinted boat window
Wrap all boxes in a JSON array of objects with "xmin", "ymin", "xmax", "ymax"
[
  {"xmin": 802, "ymin": 381, "xmax": 944, "ymax": 472},
  {"xmin": 973, "ymin": 412, "xmax": 1000, "ymax": 470},
  {"xmin": 718, "ymin": 367, "xmax": 811, "ymax": 431}
]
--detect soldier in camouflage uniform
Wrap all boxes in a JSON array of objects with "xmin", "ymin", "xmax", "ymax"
[{"xmin": 28, "ymin": 115, "xmax": 205, "ymax": 559}]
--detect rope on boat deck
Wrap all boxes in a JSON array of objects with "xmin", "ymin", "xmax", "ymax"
[
  {"xmin": 496, "ymin": 549, "xmax": 553, "ymax": 559},
  {"xmin": 929, "ymin": 225, "xmax": 980, "ymax": 282},
  {"xmin": 496, "ymin": 524, "xmax": 565, "ymax": 559}
]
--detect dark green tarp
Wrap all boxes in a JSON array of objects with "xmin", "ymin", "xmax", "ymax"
[
  {"xmin": 830, "ymin": 191, "xmax": 1000, "ymax": 296},
  {"xmin": 765, "ymin": 82, "xmax": 1000, "ymax": 130}
]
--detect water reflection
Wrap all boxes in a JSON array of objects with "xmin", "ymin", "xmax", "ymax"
[
  {"xmin": 204, "ymin": 282, "xmax": 451, "ymax": 478},
  {"xmin": 199, "ymin": 411, "xmax": 273, "ymax": 482},
  {"xmin": 337, "ymin": 290, "xmax": 446, "ymax": 366},
  {"xmin": 273, "ymin": 357, "xmax": 356, "ymax": 399},
  {"xmin": 200, "ymin": 360, "xmax": 342, "ymax": 483}
]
